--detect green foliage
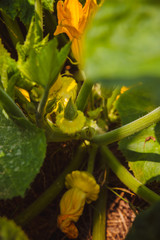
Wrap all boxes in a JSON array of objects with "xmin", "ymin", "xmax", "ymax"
[
  {"xmin": 0, "ymin": 0, "xmax": 34, "ymax": 25},
  {"xmin": 28, "ymin": 0, "xmax": 55, "ymax": 12},
  {"xmin": 0, "ymin": 106, "xmax": 46, "ymax": 199},
  {"xmin": 19, "ymin": 38, "xmax": 71, "ymax": 88},
  {"xmin": 0, "ymin": 0, "xmax": 55, "ymax": 25},
  {"xmin": 0, "ymin": 39, "xmax": 16, "ymax": 90},
  {"xmin": 85, "ymin": 0, "xmax": 160, "ymax": 86},
  {"xmin": 117, "ymin": 84, "xmax": 160, "ymax": 184},
  {"xmin": 0, "ymin": 217, "xmax": 29, "ymax": 240},
  {"xmin": 126, "ymin": 201, "xmax": 160, "ymax": 240}
]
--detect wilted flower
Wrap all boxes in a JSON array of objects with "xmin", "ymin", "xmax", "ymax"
[{"xmin": 57, "ymin": 171, "xmax": 100, "ymax": 238}]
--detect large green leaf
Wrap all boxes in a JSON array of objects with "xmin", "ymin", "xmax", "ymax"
[
  {"xmin": 0, "ymin": 106, "xmax": 46, "ymax": 199},
  {"xmin": 126, "ymin": 201, "xmax": 160, "ymax": 240},
  {"xmin": 0, "ymin": 217, "xmax": 29, "ymax": 240},
  {"xmin": 19, "ymin": 38, "xmax": 71, "ymax": 88},
  {"xmin": 116, "ymin": 84, "xmax": 160, "ymax": 184},
  {"xmin": 84, "ymin": 0, "xmax": 160, "ymax": 86}
]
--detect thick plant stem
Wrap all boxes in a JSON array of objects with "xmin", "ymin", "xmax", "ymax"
[
  {"xmin": 35, "ymin": 0, "xmax": 43, "ymax": 41},
  {"xmin": 87, "ymin": 144, "xmax": 98, "ymax": 173},
  {"xmin": 76, "ymin": 80, "xmax": 93, "ymax": 111},
  {"xmin": 100, "ymin": 146, "xmax": 160, "ymax": 204},
  {"xmin": 1, "ymin": 11, "xmax": 24, "ymax": 47},
  {"xmin": 0, "ymin": 87, "xmax": 27, "ymax": 120},
  {"xmin": 92, "ymin": 107, "xmax": 160, "ymax": 144},
  {"xmin": 15, "ymin": 146, "xmax": 86, "ymax": 226},
  {"xmin": 92, "ymin": 187, "xmax": 107, "ymax": 240}
]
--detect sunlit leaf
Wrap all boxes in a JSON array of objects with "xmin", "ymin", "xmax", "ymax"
[
  {"xmin": 19, "ymin": 39, "xmax": 71, "ymax": 88},
  {"xmin": 117, "ymin": 84, "xmax": 160, "ymax": 184}
]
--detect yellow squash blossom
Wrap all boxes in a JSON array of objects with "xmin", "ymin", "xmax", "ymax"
[
  {"xmin": 57, "ymin": 171, "xmax": 100, "ymax": 238},
  {"xmin": 54, "ymin": 0, "xmax": 98, "ymax": 63}
]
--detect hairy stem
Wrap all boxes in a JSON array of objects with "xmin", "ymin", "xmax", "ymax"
[
  {"xmin": 100, "ymin": 146, "xmax": 160, "ymax": 204},
  {"xmin": 15, "ymin": 145, "xmax": 86, "ymax": 226},
  {"xmin": 92, "ymin": 107, "xmax": 160, "ymax": 144}
]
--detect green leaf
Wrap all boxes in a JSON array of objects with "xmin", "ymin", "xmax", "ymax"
[
  {"xmin": 16, "ymin": 17, "xmax": 49, "ymax": 65},
  {"xmin": 0, "ymin": 106, "xmax": 46, "ymax": 199},
  {"xmin": 19, "ymin": 38, "xmax": 71, "ymax": 88},
  {"xmin": 28, "ymin": 0, "xmax": 55, "ymax": 12},
  {"xmin": 0, "ymin": 39, "xmax": 16, "ymax": 90},
  {"xmin": 126, "ymin": 201, "xmax": 160, "ymax": 240},
  {"xmin": 0, "ymin": 0, "xmax": 34, "ymax": 25},
  {"xmin": 85, "ymin": 0, "xmax": 160, "ymax": 86},
  {"xmin": 42, "ymin": 0, "xmax": 55, "ymax": 12},
  {"xmin": 0, "ymin": 217, "xmax": 29, "ymax": 240},
  {"xmin": 117, "ymin": 84, "xmax": 160, "ymax": 184}
]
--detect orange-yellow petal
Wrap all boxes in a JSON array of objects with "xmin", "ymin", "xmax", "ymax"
[{"xmin": 57, "ymin": 188, "xmax": 86, "ymax": 239}]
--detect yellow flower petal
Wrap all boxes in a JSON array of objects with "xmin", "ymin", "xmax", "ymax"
[
  {"xmin": 57, "ymin": 188, "xmax": 86, "ymax": 239},
  {"xmin": 65, "ymin": 170, "xmax": 100, "ymax": 203},
  {"xmin": 18, "ymin": 88, "xmax": 30, "ymax": 102},
  {"xmin": 54, "ymin": 0, "xmax": 99, "ymax": 62}
]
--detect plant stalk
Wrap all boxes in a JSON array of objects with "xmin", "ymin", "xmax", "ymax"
[
  {"xmin": 15, "ymin": 145, "xmax": 86, "ymax": 226},
  {"xmin": 87, "ymin": 144, "xmax": 98, "ymax": 173},
  {"xmin": 35, "ymin": 0, "xmax": 43, "ymax": 41},
  {"xmin": 100, "ymin": 146, "xmax": 160, "ymax": 204},
  {"xmin": 92, "ymin": 155, "xmax": 109, "ymax": 240},
  {"xmin": 92, "ymin": 187, "xmax": 107, "ymax": 240},
  {"xmin": 92, "ymin": 107, "xmax": 160, "ymax": 144},
  {"xmin": 76, "ymin": 80, "xmax": 93, "ymax": 111}
]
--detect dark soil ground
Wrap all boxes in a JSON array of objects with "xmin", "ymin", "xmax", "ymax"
[{"xmin": 0, "ymin": 142, "xmax": 148, "ymax": 240}]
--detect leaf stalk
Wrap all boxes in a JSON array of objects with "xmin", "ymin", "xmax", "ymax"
[
  {"xmin": 92, "ymin": 107, "xmax": 160, "ymax": 144},
  {"xmin": 100, "ymin": 146, "xmax": 160, "ymax": 204}
]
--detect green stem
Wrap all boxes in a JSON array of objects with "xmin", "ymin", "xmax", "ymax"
[
  {"xmin": 87, "ymin": 144, "xmax": 98, "ymax": 173},
  {"xmin": 76, "ymin": 80, "xmax": 93, "ymax": 111},
  {"xmin": 0, "ymin": 86, "xmax": 27, "ymax": 120},
  {"xmin": 92, "ymin": 156, "xmax": 108, "ymax": 240},
  {"xmin": 1, "ymin": 11, "xmax": 24, "ymax": 47},
  {"xmin": 35, "ymin": 0, "xmax": 43, "ymax": 41},
  {"xmin": 100, "ymin": 146, "xmax": 160, "ymax": 204},
  {"xmin": 15, "ymin": 145, "xmax": 86, "ymax": 226},
  {"xmin": 92, "ymin": 187, "xmax": 107, "ymax": 240},
  {"xmin": 92, "ymin": 107, "xmax": 160, "ymax": 144}
]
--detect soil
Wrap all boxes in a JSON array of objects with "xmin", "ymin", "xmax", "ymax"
[{"xmin": 0, "ymin": 142, "xmax": 147, "ymax": 240}]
